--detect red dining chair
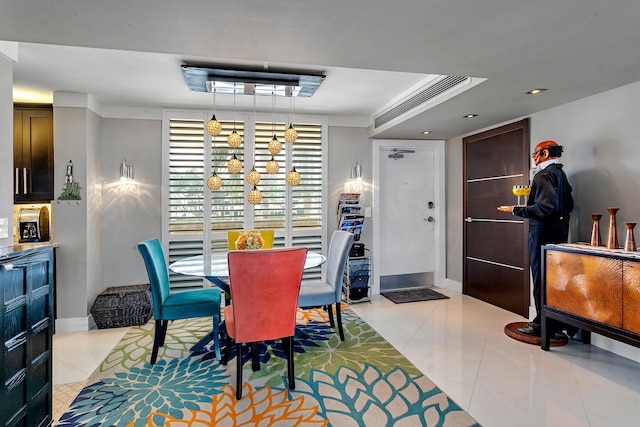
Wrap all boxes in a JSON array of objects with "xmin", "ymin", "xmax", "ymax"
[{"xmin": 222, "ymin": 247, "xmax": 307, "ymax": 399}]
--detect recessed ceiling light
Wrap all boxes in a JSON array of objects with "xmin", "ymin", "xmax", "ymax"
[
  {"xmin": 463, "ymin": 114, "xmax": 478, "ymax": 118},
  {"xmin": 422, "ymin": 131, "xmax": 431, "ymax": 135},
  {"xmin": 527, "ymin": 88, "xmax": 547, "ymax": 95}
]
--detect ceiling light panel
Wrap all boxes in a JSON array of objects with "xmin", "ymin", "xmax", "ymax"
[{"xmin": 182, "ymin": 65, "xmax": 325, "ymax": 97}]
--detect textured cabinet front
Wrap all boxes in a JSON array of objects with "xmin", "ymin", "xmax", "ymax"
[
  {"xmin": 546, "ymin": 250, "xmax": 623, "ymax": 328},
  {"xmin": 623, "ymin": 261, "xmax": 640, "ymax": 334},
  {"xmin": 0, "ymin": 247, "xmax": 54, "ymax": 427}
]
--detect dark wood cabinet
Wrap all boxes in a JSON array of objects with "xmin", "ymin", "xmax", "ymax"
[
  {"xmin": 14, "ymin": 106, "xmax": 54, "ymax": 203},
  {"xmin": 0, "ymin": 245, "xmax": 54, "ymax": 427}
]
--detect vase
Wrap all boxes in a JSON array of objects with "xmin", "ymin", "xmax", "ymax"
[
  {"xmin": 624, "ymin": 222, "xmax": 637, "ymax": 252},
  {"xmin": 590, "ymin": 214, "xmax": 603, "ymax": 246},
  {"xmin": 606, "ymin": 207, "xmax": 620, "ymax": 249}
]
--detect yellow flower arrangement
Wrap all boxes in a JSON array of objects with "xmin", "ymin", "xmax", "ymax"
[{"xmin": 235, "ymin": 230, "xmax": 264, "ymax": 250}]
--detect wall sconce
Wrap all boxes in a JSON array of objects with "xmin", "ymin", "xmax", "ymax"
[
  {"xmin": 351, "ymin": 161, "xmax": 362, "ymax": 181},
  {"xmin": 347, "ymin": 161, "xmax": 363, "ymax": 193},
  {"xmin": 120, "ymin": 158, "xmax": 133, "ymax": 182}
]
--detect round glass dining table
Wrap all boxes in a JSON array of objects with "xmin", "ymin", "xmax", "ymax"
[{"xmin": 169, "ymin": 251, "xmax": 326, "ymax": 294}]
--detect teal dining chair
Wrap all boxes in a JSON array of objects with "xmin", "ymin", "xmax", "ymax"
[
  {"xmin": 222, "ymin": 247, "xmax": 308, "ymax": 399},
  {"xmin": 137, "ymin": 238, "xmax": 222, "ymax": 363},
  {"xmin": 297, "ymin": 230, "xmax": 354, "ymax": 341}
]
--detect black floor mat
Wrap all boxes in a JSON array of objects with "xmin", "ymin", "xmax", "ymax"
[{"xmin": 381, "ymin": 288, "xmax": 450, "ymax": 304}]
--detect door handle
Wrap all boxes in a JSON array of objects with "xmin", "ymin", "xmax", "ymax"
[
  {"xmin": 23, "ymin": 168, "xmax": 27, "ymax": 194},
  {"xmin": 424, "ymin": 216, "xmax": 434, "ymax": 222},
  {"xmin": 15, "ymin": 168, "xmax": 19, "ymax": 195},
  {"xmin": 465, "ymin": 217, "xmax": 472, "ymax": 223},
  {"xmin": 428, "ymin": 201, "xmax": 434, "ymax": 209}
]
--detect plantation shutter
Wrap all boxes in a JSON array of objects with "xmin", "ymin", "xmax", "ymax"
[
  {"xmin": 164, "ymin": 111, "xmax": 326, "ymax": 287},
  {"xmin": 168, "ymin": 118, "xmax": 205, "ymax": 234},
  {"xmin": 210, "ymin": 121, "xmax": 245, "ymax": 230},
  {"xmin": 291, "ymin": 123, "xmax": 323, "ymax": 230}
]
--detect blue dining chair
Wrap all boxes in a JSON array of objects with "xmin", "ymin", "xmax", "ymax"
[
  {"xmin": 297, "ymin": 230, "xmax": 354, "ymax": 341},
  {"xmin": 137, "ymin": 238, "xmax": 222, "ymax": 363}
]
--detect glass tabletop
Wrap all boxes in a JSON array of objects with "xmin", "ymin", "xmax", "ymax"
[{"xmin": 169, "ymin": 250, "xmax": 326, "ymax": 279}]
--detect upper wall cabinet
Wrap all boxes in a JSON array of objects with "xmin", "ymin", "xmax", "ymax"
[{"xmin": 14, "ymin": 105, "xmax": 54, "ymax": 203}]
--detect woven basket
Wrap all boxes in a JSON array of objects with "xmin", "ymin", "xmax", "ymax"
[{"xmin": 91, "ymin": 284, "xmax": 153, "ymax": 329}]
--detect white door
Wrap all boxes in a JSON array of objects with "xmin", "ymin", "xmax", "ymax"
[{"xmin": 372, "ymin": 140, "xmax": 445, "ymax": 294}]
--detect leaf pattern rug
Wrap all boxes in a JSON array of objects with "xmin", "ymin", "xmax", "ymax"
[{"xmin": 57, "ymin": 305, "xmax": 481, "ymax": 426}]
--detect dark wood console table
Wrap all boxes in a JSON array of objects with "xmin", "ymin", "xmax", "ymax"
[{"xmin": 541, "ymin": 243, "xmax": 640, "ymax": 351}]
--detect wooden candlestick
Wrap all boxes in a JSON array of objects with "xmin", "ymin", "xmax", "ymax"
[
  {"xmin": 607, "ymin": 207, "xmax": 620, "ymax": 249},
  {"xmin": 590, "ymin": 214, "xmax": 603, "ymax": 246},
  {"xmin": 624, "ymin": 222, "xmax": 637, "ymax": 252}
]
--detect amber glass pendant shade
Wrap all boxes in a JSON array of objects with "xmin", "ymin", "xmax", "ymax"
[
  {"xmin": 227, "ymin": 129, "xmax": 242, "ymax": 148},
  {"xmin": 265, "ymin": 156, "xmax": 279, "ymax": 174},
  {"xmin": 227, "ymin": 154, "xmax": 242, "ymax": 174},
  {"xmin": 206, "ymin": 115, "xmax": 222, "ymax": 136},
  {"xmin": 246, "ymin": 166, "xmax": 261, "ymax": 185},
  {"xmin": 206, "ymin": 172, "xmax": 222, "ymax": 190},
  {"xmin": 247, "ymin": 185, "xmax": 262, "ymax": 205},
  {"xmin": 268, "ymin": 134, "xmax": 282, "ymax": 155},
  {"xmin": 286, "ymin": 167, "xmax": 301, "ymax": 186},
  {"xmin": 284, "ymin": 124, "xmax": 298, "ymax": 142}
]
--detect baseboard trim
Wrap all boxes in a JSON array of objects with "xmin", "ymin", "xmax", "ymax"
[
  {"xmin": 55, "ymin": 316, "xmax": 91, "ymax": 333},
  {"xmin": 441, "ymin": 278, "xmax": 462, "ymax": 293}
]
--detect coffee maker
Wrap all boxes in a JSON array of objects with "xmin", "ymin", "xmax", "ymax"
[{"xmin": 18, "ymin": 206, "xmax": 50, "ymax": 243}]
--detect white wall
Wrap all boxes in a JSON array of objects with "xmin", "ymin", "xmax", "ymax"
[
  {"xmin": 86, "ymin": 109, "xmax": 103, "ymax": 315},
  {"xmin": 0, "ymin": 53, "xmax": 14, "ymax": 245},
  {"xmin": 100, "ymin": 118, "xmax": 162, "ymax": 288},
  {"xmin": 327, "ymin": 126, "xmax": 373, "ymax": 249},
  {"xmin": 53, "ymin": 106, "xmax": 90, "ymax": 325}
]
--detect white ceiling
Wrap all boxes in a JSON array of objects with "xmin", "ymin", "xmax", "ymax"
[{"xmin": 2, "ymin": 0, "xmax": 640, "ymax": 140}]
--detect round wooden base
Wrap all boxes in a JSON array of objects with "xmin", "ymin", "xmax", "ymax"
[{"xmin": 504, "ymin": 322, "xmax": 568, "ymax": 347}]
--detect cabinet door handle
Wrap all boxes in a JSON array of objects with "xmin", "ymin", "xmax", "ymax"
[
  {"xmin": 23, "ymin": 167, "xmax": 27, "ymax": 194},
  {"xmin": 15, "ymin": 168, "xmax": 19, "ymax": 194}
]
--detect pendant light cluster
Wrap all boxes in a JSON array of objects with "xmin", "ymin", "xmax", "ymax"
[
  {"xmin": 246, "ymin": 94, "xmax": 262, "ymax": 204},
  {"xmin": 285, "ymin": 94, "xmax": 300, "ymax": 186},
  {"xmin": 206, "ymin": 87, "xmax": 222, "ymax": 191},
  {"xmin": 206, "ymin": 84, "xmax": 302, "ymax": 204},
  {"xmin": 227, "ymin": 84, "xmax": 243, "ymax": 175}
]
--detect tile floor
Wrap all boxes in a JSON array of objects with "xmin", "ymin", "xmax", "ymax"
[{"xmin": 53, "ymin": 289, "xmax": 640, "ymax": 427}]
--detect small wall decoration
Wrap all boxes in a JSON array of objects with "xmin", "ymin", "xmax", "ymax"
[{"xmin": 58, "ymin": 160, "xmax": 82, "ymax": 200}]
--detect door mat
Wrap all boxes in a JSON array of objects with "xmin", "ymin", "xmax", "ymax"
[{"xmin": 382, "ymin": 288, "xmax": 450, "ymax": 304}]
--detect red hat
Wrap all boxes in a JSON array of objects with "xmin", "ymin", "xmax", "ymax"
[{"xmin": 535, "ymin": 140, "xmax": 558, "ymax": 151}]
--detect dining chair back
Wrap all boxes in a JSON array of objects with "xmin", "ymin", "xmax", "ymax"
[
  {"xmin": 138, "ymin": 238, "xmax": 222, "ymax": 363},
  {"xmin": 227, "ymin": 229, "xmax": 275, "ymax": 250},
  {"xmin": 297, "ymin": 230, "xmax": 354, "ymax": 341},
  {"xmin": 223, "ymin": 247, "xmax": 307, "ymax": 399}
]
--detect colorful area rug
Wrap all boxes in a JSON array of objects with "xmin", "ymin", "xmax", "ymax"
[{"xmin": 56, "ymin": 306, "xmax": 480, "ymax": 426}]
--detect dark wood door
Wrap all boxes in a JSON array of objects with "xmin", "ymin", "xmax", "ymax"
[{"xmin": 463, "ymin": 119, "xmax": 530, "ymax": 316}]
